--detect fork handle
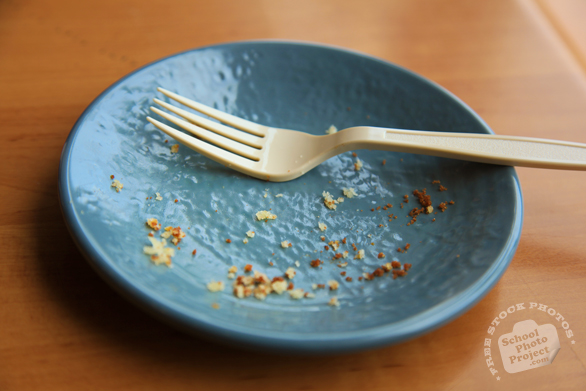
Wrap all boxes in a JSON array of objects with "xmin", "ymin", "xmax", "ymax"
[{"xmin": 351, "ymin": 127, "xmax": 586, "ymax": 170}]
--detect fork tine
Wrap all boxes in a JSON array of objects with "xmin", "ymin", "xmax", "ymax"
[
  {"xmin": 146, "ymin": 116, "xmax": 259, "ymax": 170},
  {"xmin": 154, "ymin": 98, "xmax": 263, "ymax": 149},
  {"xmin": 150, "ymin": 107, "xmax": 262, "ymax": 161},
  {"xmin": 157, "ymin": 87, "xmax": 267, "ymax": 137}
]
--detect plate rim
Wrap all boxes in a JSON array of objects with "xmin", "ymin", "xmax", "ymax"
[{"xmin": 58, "ymin": 40, "xmax": 524, "ymax": 353}]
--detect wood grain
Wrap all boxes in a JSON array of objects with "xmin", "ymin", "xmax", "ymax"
[{"xmin": 1, "ymin": 0, "xmax": 585, "ymax": 390}]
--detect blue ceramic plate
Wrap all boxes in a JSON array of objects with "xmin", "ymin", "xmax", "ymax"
[{"xmin": 59, "ymin": 41, "xmax": 522, "ymax": 353}]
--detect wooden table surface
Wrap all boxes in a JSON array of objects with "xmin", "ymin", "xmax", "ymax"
[{"xmin": 1, "ymin": 0, "xmax": 585, "ymax": 390}]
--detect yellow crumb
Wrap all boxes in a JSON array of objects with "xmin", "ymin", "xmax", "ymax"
[
  {"xmin": 207, "ymin": 281, "xmax": 225, "ymax": 292},
  {"xmin": 143, "ymin": 237, "xmax": 175, "ymax": 267},
  {"xmin": 256, "ymin": 210, "xmax": 277, "ymax": 221},
  {"xmin": 328, "ymin": 297, "xmax": 340, "ymax": 307},
  {"xmin": 285, "ymin": 267, "xmax": 296, "ymax": 279},
  {"xmin": 343, "ymin": 187, "xmax": 358, "ymax": 198},
  {"xmin": 111, "ymin": 179, "xmax": 123, "ymax": 192},
  {"xmin": 325, "ymin": 125, "xmax": 338, "ymax": 135}
]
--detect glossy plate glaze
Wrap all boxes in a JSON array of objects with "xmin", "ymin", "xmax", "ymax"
[{"xmin": 59, "ymin": 41, "xmax": 522, "ymax": 354}]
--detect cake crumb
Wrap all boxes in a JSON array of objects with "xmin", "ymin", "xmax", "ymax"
[
  {"xmin": 281, "ymin": 240, "xmax": 292, "ymax": 248},
  {"xmin": 256, "ymin": 210, "xmax": 277, "ymax": 221},
  {"xmin": 170, "ymin": 144, "xmax": 179, "ymax": 153},
  {"xmin": 285, "ymin": 267, "xmax": 296, "ymax": 279},
  {"xmin": 328, "ymin": 297, "xmax": 340, "ymax": 307},
  {"xmin": 289, "ymin": 288, "xmax": 305, "ymax": 300},
  {"xmin": 207, "ymin": 281, "xmax": 225, "ymax": 292},
  {"xmin": 354, "ymin": 249, "xmax": 365, "ymax": 260},
  {"xmin": 161, "ymin": 226, "xmax": 186, "ymax": 245},
  {"xmin": 327, "ymin": 240, "xmax": 339, "ymax": 252},
  {"xmin": 270, "ymin": 279, "xmax": 287, "ymax": 294},
  {"xmin": 343, "ymin": 187, "xmax": 358, "ymax": 198},
  {"xmin": 143, "ymin": 237, "xmax": 175, "ymax": 267},
  {"xmin": 111, "ymin": 179, "xmax": 124, "ymax": 192},
  {"xmin": 318, "ymin": 222, "xmax": 327, "ymax": 231},
  {"xmin": 322, "ymin": 191, "xmax": 340, "ymax": 210},
  {"xmin": 325, "ymin": 125, "xmax": 338, "ymax": 135},
  {"xmin": 146, "ymin": 218, "xmax": 162, "ymax": 231},
  {"xmin": 310, "ymin": 259, "xmax": 322, "ymax": 268}
]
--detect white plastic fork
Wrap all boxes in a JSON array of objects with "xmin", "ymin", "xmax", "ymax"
[{"xmin": 147, "ymin": 87, "xmax": 586, "ymax": 182}]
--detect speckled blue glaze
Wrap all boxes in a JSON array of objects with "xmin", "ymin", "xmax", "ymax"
[{"xmin": 59, "ymin": 41, "xmax": 522, "ymax": 354}]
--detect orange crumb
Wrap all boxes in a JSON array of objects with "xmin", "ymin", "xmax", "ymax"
[{"xmin": 310, "ymin": 259, "xmax": 322, "ymax": 268}]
